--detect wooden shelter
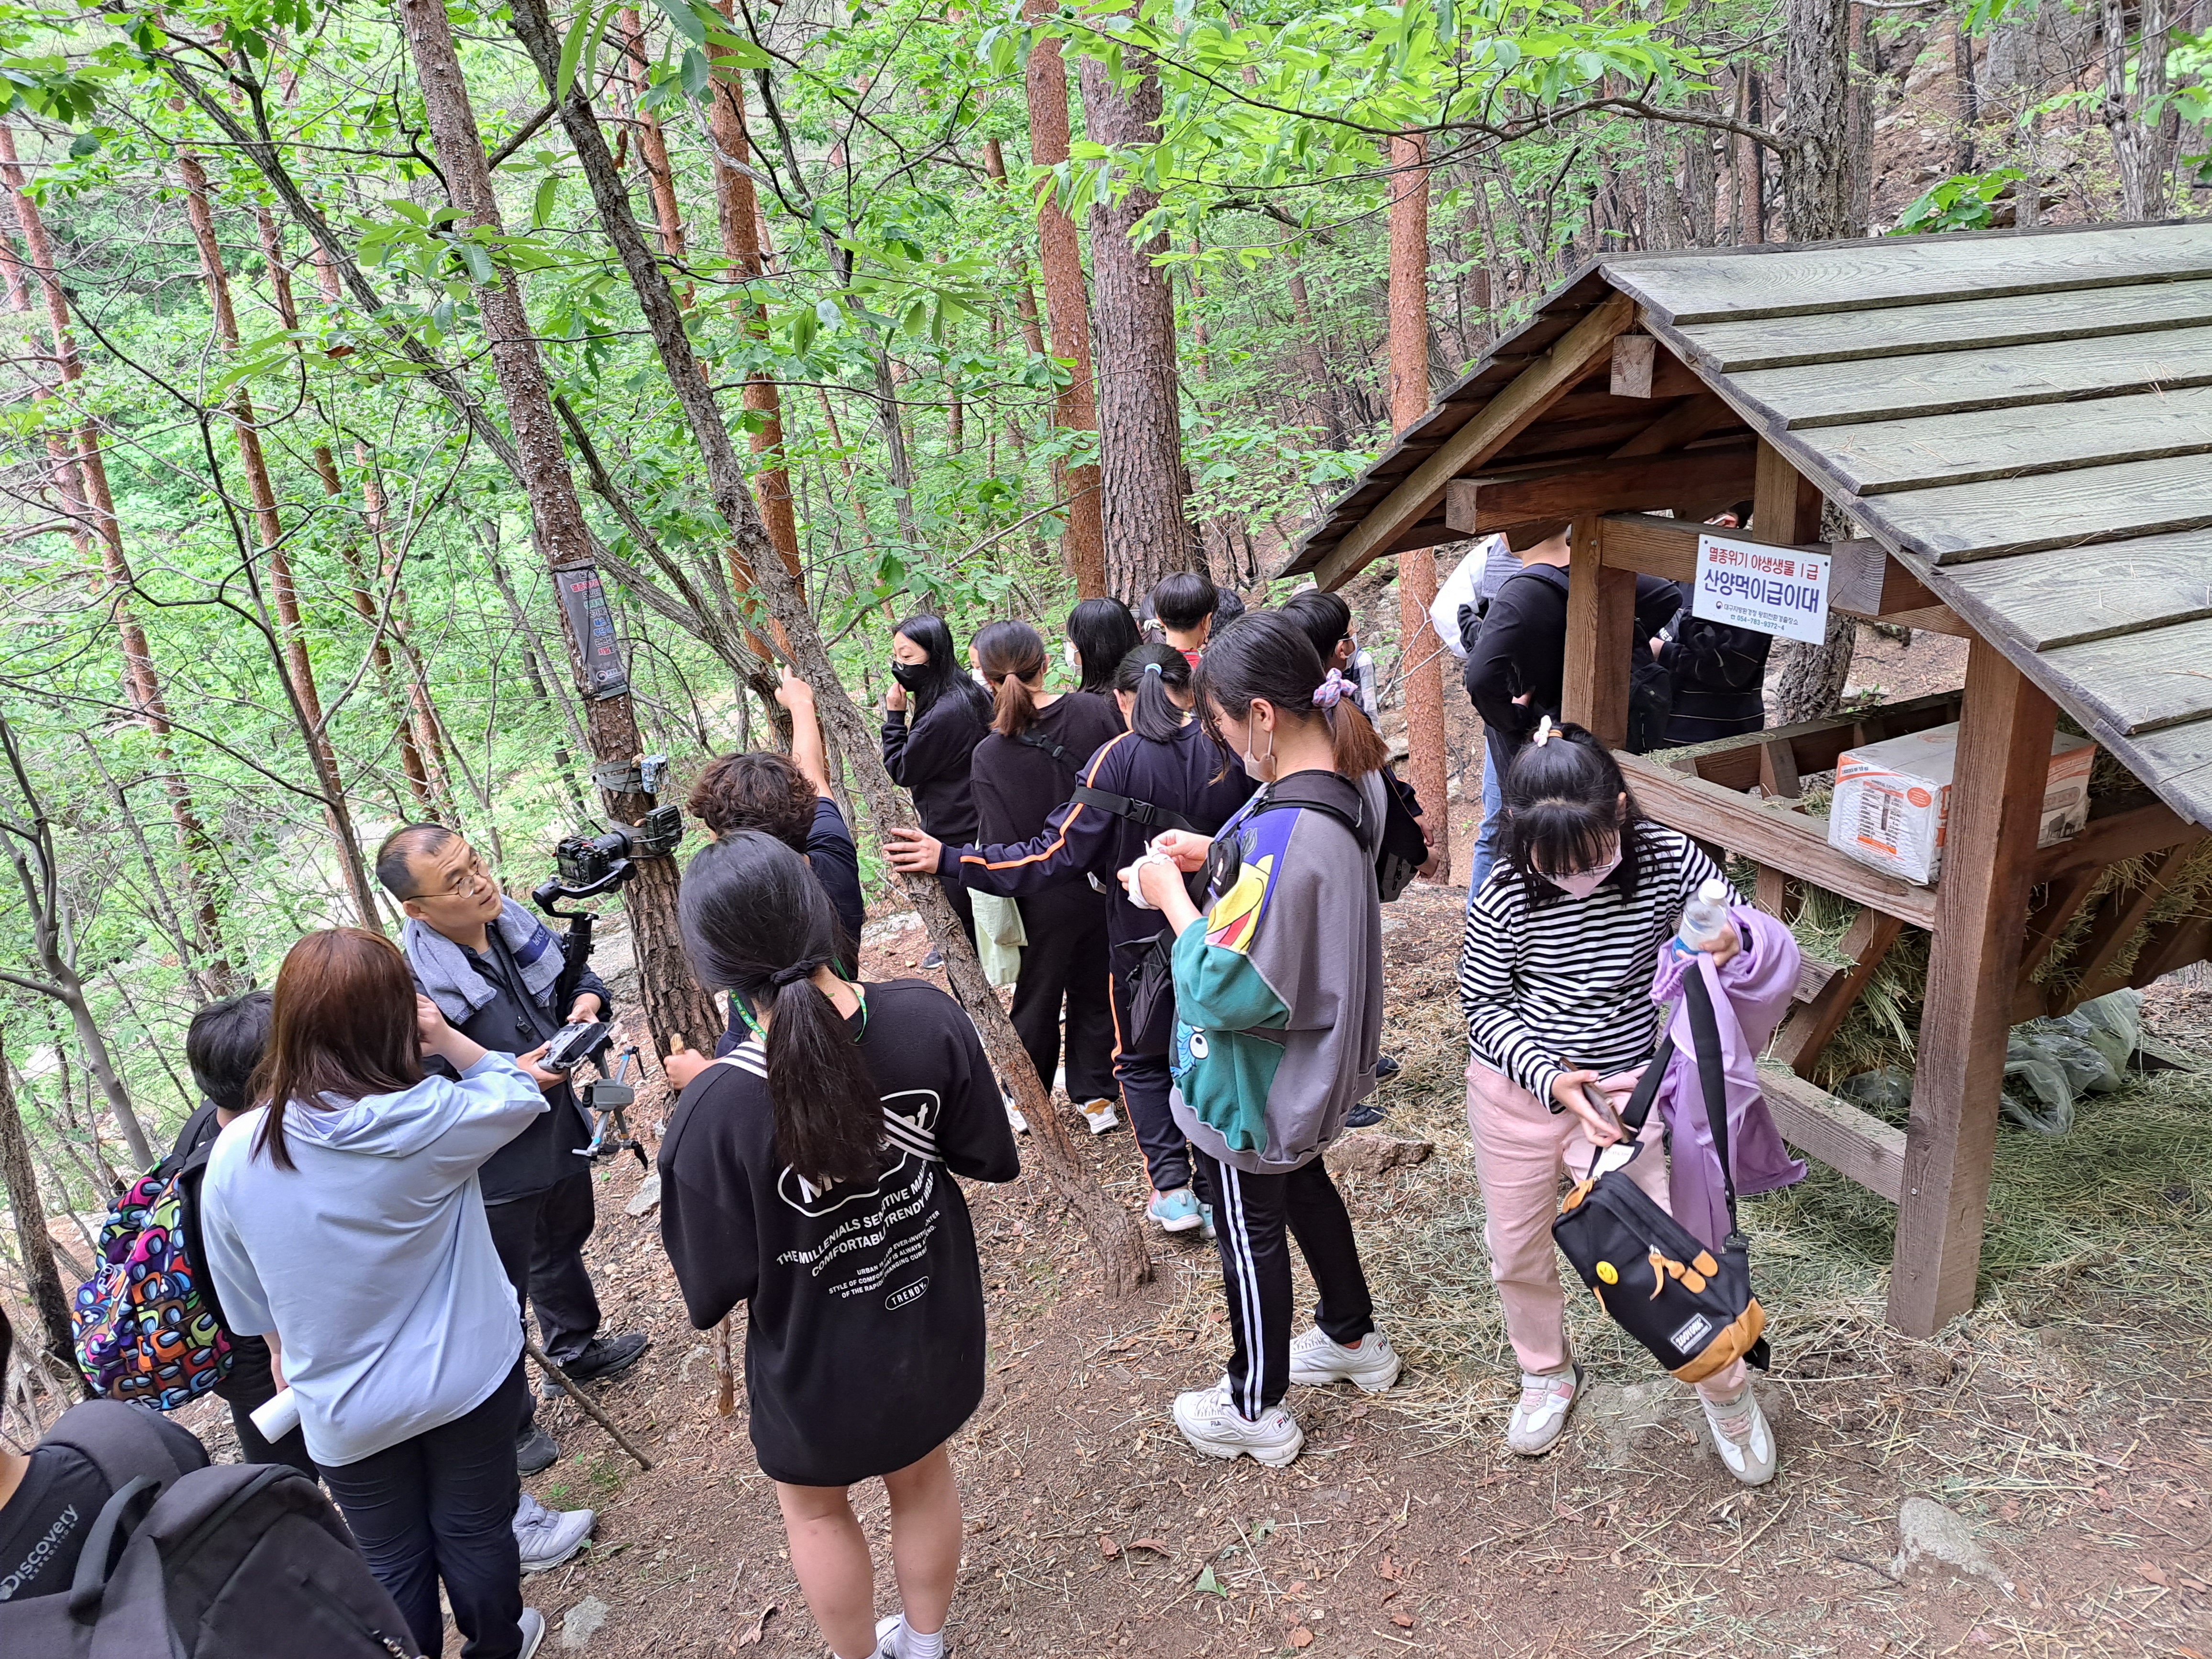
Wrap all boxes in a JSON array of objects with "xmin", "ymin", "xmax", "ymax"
[{"xmin": 1288, "ymin": 221, "xmax": 2212, "ymax": 1337}]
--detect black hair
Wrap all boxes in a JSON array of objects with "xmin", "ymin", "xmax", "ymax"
[
  {"xmin": 187, "ymin": 991, "xmax": 274, "ymax": 1114},
  {"xmin": 892, "ymin": 613, "xmax": 992, "ymax": 725},
  {"xmin": 1497, "ymin": 722, "xmax": 1647, "ymax": 908},
  {"xmin": 1150, "ymin": 571, "xmax": 1219, "ymax": 634},
  {"xmin": 1278, "ymin": 589, "xmax": 1352, "ymax": 667},
  {"xmin": 374, "ymin": 822, "xmax": 457, "ymax": 900},
  {"xmin": 1726, "ymin": 499, "xmax": 1755, "ymax": 525},
  {"xmin": 1194, "ymin": 612, "xmax": 1387, "ymax": 780},
  {"xmin": 0, "ymin": 1304, "xmax": 11, "ymax": 1387},
  {"xmin": 678, "ymin": 832, "xmax": 885, "ymax": 1187},
  {"xmin": 1066, "ymin": 597, "xmax": 1141, "ymax": 696},
  {"xmin": 1212, "ymin": 588, "xmax": 1247, "ymax": 628},
  {"xmin": 973, "ymin": 619, "xmax": 1048, "ymax": 738},
  {"xmin": 1114, "ymin": 641, "xmax": 1196, "ymax": 743}
]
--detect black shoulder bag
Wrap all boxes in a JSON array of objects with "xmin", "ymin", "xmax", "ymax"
[{"xmin": 1550, "ymin": 966, "xmax": 1771, "ymax": 1382}]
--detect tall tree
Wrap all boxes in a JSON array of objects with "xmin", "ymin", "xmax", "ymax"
[
  {"xmin": 1385, "ymin": 132, "xmax": 1449, "ymax": 877},
  {"xmin": 1078, "ymin": 26, "xmax": 1193, "ymax": 601},
  {"xmin": 2104, "ymin": 0, "xmax": 2177, "ymax": 219},
  {"xmin": 393, "ymin": 0, "xmax": 719, "ymax": 1060},
  {"xmin": 1019, "ymin": 0, "xmax": 1106, "ymax": 599},
  {"xmin": 0, "ymin": 1041, "xmax": 83, "ymax": 1396}
]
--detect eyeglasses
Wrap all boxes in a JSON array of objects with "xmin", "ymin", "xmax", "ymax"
[{"xmin": 411, "ymin": 853, "xmax": 491, "ymax": 900}]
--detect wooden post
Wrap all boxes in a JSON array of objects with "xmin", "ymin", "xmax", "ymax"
[
  {"xmin": 1887, "ymin": 637, "xmax": 2056, "ymax": 1336},
  {"xmin": 1751, "ymin": 439, "xmax": 1821, "ymax": 544},
  {"xmin": 1560, "ymin": 516, "xmax": 1633, "ymax": 749}
]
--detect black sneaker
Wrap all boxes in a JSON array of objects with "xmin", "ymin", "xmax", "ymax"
[
  {"xmin": 1374, "ymin": 1053, "xmax": 1402, "ymax": 1081},
  {"xmin": 559, "ymin": 1331, "xmax": 650, "ymax": 1387},
  {"xmin": 919, "ymin": 948, "xmax": 945, "ymax": 970},
  {"xmin": 516, "ymin": 1423, "xmax": 559, "ymax": 1475},
  {"xmin": 1345, "ymin": 1102, "xmax": 1387, "ymax": 1129}
]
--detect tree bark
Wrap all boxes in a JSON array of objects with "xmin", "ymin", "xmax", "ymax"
[
  {"xmin": 1078, "ymin": 33, "xmax": 1192, "ymax": 602},
  {"xmin": 176, "ymin": 152, "xmax": 385, "ymax": 931},
  {"xmin": 1781, "ymin": 0, "xmax": 1858, "ymax": 240},
  {"xmin": 2104, "ymin": 0, "xmax": 2175, "ymax": 219},
  {"xmin": 0, "ymin": 122, "xmax": 235, "ymax": 995},
  {"xmin": 618, "ymin": 10, "xmax": 689, "ymax": 278},
  {"xmin": 500, "ymin": 0, "xmax": 1150, "ymax": 1292},
  {"xmin": 0, "ymin": 1045, "xmax": 85, "ymax": 1395},
  {"xmin": 395, "ymin": 0, "xmax": 719, "ymax": 1062},
  {"xmin": 1285, "ymin": 256, "xmax": 1347, "ymax": 447},
  {"xmin": 1386, "ymin": 133, "xmax": 1450, "ymax": 876},
  {"xmin": 1020, "ymin": 0, "xmax": 1106, "ymax": 598}
]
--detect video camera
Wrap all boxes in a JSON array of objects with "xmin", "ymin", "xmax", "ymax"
[{"xmin": 538, "ymin": 804, "xmax": 685, "ymax": 906}]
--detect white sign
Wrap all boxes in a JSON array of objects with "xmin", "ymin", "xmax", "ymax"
[{"xmin": 1693, "ymin": 531, "xmax": 1830, "ymax": 644}]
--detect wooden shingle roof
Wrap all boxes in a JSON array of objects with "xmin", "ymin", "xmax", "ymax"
[{"xmin": 1288, "ymin": 221, "xmax": 2212, "ymax": 829}]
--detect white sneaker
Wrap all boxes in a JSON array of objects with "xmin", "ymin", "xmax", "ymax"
[
  {"xmin": 518, "ymin": 1606, "xmax": 547, "ymax": 1659},
  {"xmin": 1172, "ymin": 1383, "xmax": 1305, "ymax": 1467},
  {"xmin": 1078, "ymin": 1097, "xmax": 1121, "ymax": 1135},
  {"xmin": 1505, "ymin": 1363, "xmax": 1581, "ymax": 1456},
  {"xmin": 1699, "ymin": 1384, "xmax": 1778, "ymax": 1486},
  {"xmin": 514, "ymin": 1491, "xmax": 596, "ymax": 1572},
  {"xmin": 874, "ymin": 1613, "xmax": 947, "ymax": 1659},
  {"xmin": 1288, "ymin": 1327, "xmax": 1402, "ymax": 1393},
  {"xmin": 1004, "ymin": 1096, "xmax": 1029, "ymax": 1134}
]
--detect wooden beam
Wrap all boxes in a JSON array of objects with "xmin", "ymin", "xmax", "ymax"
[
  {"xmin": 1618, "ymin": 751, "xmax": 1942, "ymax": 929},
  {"xmin": 1561, "ymin": 517, "xmax": 1634, "ymax": 749},
  {"xmin": 1314, "ymin": 291, "xmax": 1636, "ymax": 591},
  {"xmin": 1597, "ymin": 511, "xmax": 1960, "ymax": 630},
  {"xmin": 1754, "ymin": 438, "xmax": 1825, "ymax": 543},
  {"xmin": 1889, "ymin": 637, "xmax": 2058, "ymax": 1337},
  {"xmin": 1773, "ymin": 908, "xmax": 1906, "ymax": 1077},
  {"xmin": 1608, "ymin": 390, "xmax": 1742, "ymax": 459},
  {"xmin": 2068, "ymin": 842, "xmax": 2192, "ymax": 1003},
  {"xmin": 1443, "ymin": 442, "xmax": 1758, "ymax": 536},
  {"xmin": 2033, "ymin": 799, "xmax": 2203, "ymax": 882},
  {"xmin": 1759, "ymin": 1065, "xmax": 1908, "ymax": 1204},
  {"xmin": 1674, "ymin": 688, "xmax": 1967, "ymax": 793},
  {"xmin": 1610, "ymin": 333, "xmax": 1656, "ymax": 397},
  {"xmin": 2015, "ymin": 865, "xmax": 2104, "ymax": 987}
]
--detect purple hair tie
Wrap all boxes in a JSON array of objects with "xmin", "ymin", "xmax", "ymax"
[{"xmin": 1312, "ymin": 669, "xmax": 1348, "ymax": 710}]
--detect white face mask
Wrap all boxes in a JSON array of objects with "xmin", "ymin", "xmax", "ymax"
[
  {"xmin": 1541, "ymin": 848, "xmax": 1622, "ymax": 900},
  {"xmin": 1063, "ymin": 640, "xmax": 1081, "ymax": 671},
  {"xmin": 971, "ymin": 667, "xmax": 990, "ymax": 686},
  {"xmin": 1239, "ymin": 723, "xmax": 1275, "ymax": 785}
]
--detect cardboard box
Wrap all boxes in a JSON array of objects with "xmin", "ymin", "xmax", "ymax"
[{"xmin": 1828, "ymin": 721, "xmax": 2093, "ymax": 886}]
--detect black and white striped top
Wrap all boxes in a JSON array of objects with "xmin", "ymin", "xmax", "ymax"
[{"xmin": 1458, "ymin": 824, "xmax": 1730, "ymax": 1109}]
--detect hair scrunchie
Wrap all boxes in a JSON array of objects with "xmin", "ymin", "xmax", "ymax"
[
  {"xmin": 770, "ymin": 958, "xmax": 826, "ymax": 988},
  {"xmin": 1312, "ymin": 668, "xmax": 1349, "ymax": 710},
  {"xmin": 1531, "ymin": 714, "xmax": 1557, "ymax": 747},
  {"xmin": 1143, "ymin": 661, "xmax": 1163, "ymax": 676}
]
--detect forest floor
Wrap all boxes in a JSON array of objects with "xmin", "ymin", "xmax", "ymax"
[{"xmin": 284, "ymin": 863, "xmax": 2206, "ymax": 1659}]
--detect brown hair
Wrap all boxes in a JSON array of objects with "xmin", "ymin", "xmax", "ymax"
[
  {"xmin": 251, "ymin": 928, "xmax": 425, "ymax": 1171},
  {"xmin": 973, "ymin": 619, "xmax": 1048, "ymax": 739},
  {"xmin": 688, "ymin": 752, "xmax": 815, "ymax": 851}
]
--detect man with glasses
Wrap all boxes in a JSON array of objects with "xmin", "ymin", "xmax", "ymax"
[{"xmin": 378, "ymin": 826, "xmax": 647, "ymax": 1552}]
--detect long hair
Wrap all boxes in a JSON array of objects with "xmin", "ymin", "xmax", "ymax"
[
  {"xmin": 973, "ymin": 619, "xmax": 1048, "ymax": 739},
  {"xmin": 1497, "ymin": 721, "xmax": 1647, "ymax": 908},
  {"xmin": 252, "ymin": 929, "xmax": 425, "ymax": 1172},
  {"xmin": 893, "ymin": 612, "xmax": 991, "ymax": 724},
  {"xmin": 1194, "ymin": 612, "xmax": 1387, "ymax": 780},
  {"xmin": 1279, "ymin": 590, "xmax": 1352, "ymax": 667},
  {"xmin": 1067, "ymin": 597, "xmax": 1140, "ymax": 696},
  {"xmin": 678, "ymin": 833, "xmax": 885, "ymax": 1187},
  {"xmin": 1114, "ymin": 641, "xmax": 1195, "ymax": 743}
]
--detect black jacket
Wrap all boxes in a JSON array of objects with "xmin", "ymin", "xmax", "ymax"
[
  {"xmin": 882, "ymin": 691, "xmax": 991, "ymax": 844},
  {"xmin": 1463, "ymin": 563, "xmax": 1682, "ymax": 750},
  {"xmin": 1658, "ymin": 581, "xmax": 1772, "ymax": 743}
]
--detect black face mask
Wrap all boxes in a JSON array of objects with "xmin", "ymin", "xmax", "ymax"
[{"xmin": 890, "ymin": 660, "xmax": 932, "ymax": 691}]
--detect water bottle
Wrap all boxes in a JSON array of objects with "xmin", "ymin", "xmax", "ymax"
[
  {"xmin": 250, "ymin": 1385, "xmax": 302, "ymax": 1443},
  {"xmin": 1674, "ymin": 876, "xmax": 1734, "ymax": 956}
]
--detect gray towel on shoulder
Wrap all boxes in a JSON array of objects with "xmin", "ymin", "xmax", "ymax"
[{"xmin": 402, "ymin": 897, "xmax": 565, "ymax": 1024}]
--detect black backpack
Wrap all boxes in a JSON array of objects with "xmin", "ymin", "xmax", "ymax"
[
  {"xmin": 1495, "ymin": 564, "xmax": 1680, "ymax": 754},
  {"xmin": 2, "ymin": 1400, "xmax": 420, "ymax": 1658},
  {"xmin": 1550, "ymin": 967, "xmax": 1771, "ymax": 1383}
]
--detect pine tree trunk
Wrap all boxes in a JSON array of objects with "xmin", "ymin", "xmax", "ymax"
[
  {"xmin": 500, "ymin": 0, "xmax": 1152, "ymax": 1293},
  {"xmin": 1078, "ymin": 37, "xmax": 1193, "ymax": 602},
  {"xmin": 1386, "ymin": 133, "xmax": 1450, "ymax": 877},
  {"xmin": 0, "ymin": 1047, "xmax": 84, "ymax": 1395},
  {"xmin": 1781, "ymin": 0, "xmax": 1858, "ymax": 240},
  {"xmin": 396, "ymin": 0, "xmax": 719, "ymax": 1061},
  {"xmin": 176, "ymin": 152, "xmax": 385, "ymax": 931},
  {"xmin": 1020, "ymin": 0, "xmax": 1106, "ymax": 598},
  {"xmin": 618, "ymin": 10, "xmax": 690, "ymax": 281},
  {"xmin": 0, "ymin": 123, "xmax": 235, "ymax": 995},
  {"xmin": 1285, "ymin": 259, "xmax": 1348, "ymax": 448}
]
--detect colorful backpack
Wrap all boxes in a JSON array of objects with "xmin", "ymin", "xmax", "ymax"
[{"xmin": 71, "ymin": 1160, "xmax": 232, "ymax": 1409}]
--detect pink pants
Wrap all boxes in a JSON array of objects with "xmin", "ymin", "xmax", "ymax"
[{"xmin": 1465, "ymin": 1061, "xmax": 1747, "ymax": 1399}]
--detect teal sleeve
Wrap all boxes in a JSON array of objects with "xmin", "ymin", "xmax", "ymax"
[{"xmin": 1170, "ymin": 916, "xmax": 1289, "ymax": 1033}]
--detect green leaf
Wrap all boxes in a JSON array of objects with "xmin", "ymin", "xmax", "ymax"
[
  {"xmin": 531, "ymin": 176, "xmax": 558, "ymax": 229},
  {"xmin": 651, "ymin": 0, "xmax": 708, "ymax": 49},
  {"xmin": 67, "ymin": 131, "xmax": 100, "ymax": 158},
  {"xmin": 555, "ymin": 4, "xmax": 593, "ymax": 100},
  {"xmin": 455, "ymin": 240, "xmax": 496, "ymax": 284},
  {"xmin": 1194, "ymin": 1565, "xmax": 1226, "ymax": 1597},
  {"xmin": 680, "ymin": 46, "xmax": 710, "ymax": 100}
]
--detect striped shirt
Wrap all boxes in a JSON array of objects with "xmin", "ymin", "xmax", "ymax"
[{"xmin": 1458, "ymin": 824, "xmax": 1730, "ymax": 1110}]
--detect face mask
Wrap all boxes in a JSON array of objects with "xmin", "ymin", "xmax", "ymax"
[
  {"xmin": 972, "ymin": 667, "xmax": 991, "ymax": 686},
  {"xmin": 1063, "ymin": 640, "xmax": 1081, "ymax": 671},
  {"xmin": 1541, "ymin": 848, "xmax": 1622, "ymax": 900},
  {"xmin": 889, "ymin": 660, "xmax": 930, "ymax": 690},
  {"xmin": 1239, "ymin": 724, "xmax": 1275, "ymax": 785}
]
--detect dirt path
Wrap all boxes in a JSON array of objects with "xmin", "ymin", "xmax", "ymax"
[{"xmin": 421, "ymin": 880, "xmax": 2211, "ymax": 1658}]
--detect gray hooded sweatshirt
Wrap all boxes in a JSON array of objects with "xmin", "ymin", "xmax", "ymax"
[
  {"xmin": 1167, "ymin": 772, "xmax": 1385, "ymax": 1175},
  {"xmin": 200, "ymin": 1054, "xmax": 545, "ymax": 1468}
]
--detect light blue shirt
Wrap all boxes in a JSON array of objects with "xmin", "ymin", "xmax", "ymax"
[{"xmin": 201, "ymin": 1054, "xmax": 547, "ymax": 1468}]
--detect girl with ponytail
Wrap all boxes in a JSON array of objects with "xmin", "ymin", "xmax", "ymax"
[
  {"xmin": 882, "ymin": 614, "xmax": 992, "ymax": 951},
  {"xmin": 885, "ymin": 639, "xmax": 1254, "ymax": 1241},
  {"xmin": 659, "ymin": 833, "xmax": 1019, "ymax": 1659},
  {"xmin": 967, "ymin": 620, "xmax": 1125, "ymax": 1133}
]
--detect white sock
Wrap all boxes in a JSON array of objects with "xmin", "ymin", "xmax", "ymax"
[{"xmin": 899, "ymin": 1618, "xmax": 946, "ymax": 1659}]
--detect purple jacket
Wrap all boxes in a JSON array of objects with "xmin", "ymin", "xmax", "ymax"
[{"xmin": 1648, "ymin": 906, "xmax": 1807, "ymax": 1252}]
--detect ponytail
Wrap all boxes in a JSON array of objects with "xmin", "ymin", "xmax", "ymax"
[
  {"xmin": 1114, "ymin": 642, "xmax": 1194, "ymax": 742},
  {"xmin": 678, "ymin": 833, "xmax": 885, "ymax": 1186},
  {"xmin": 973, "ymin": 619, "xmax": 1047, "ymax": 739},
  {"xmin": 1195, "ymin": 611, "xmax": 1389, "ymax": 780}
]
